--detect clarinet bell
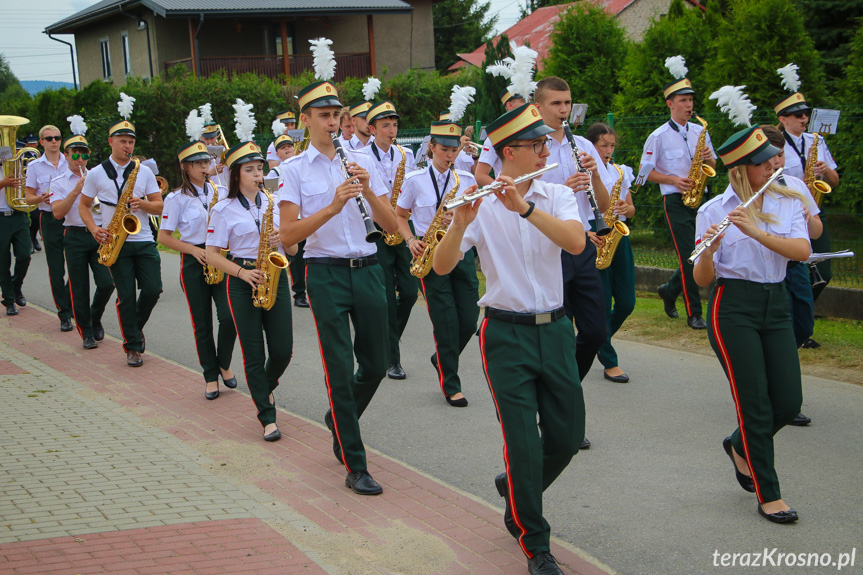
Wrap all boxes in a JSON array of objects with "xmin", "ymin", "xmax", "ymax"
[
  {"xmin": 809, "ymin": 263, "xmax": 827, "ymax": 289},
  {"xmin": 594, "ymin": 218, "xmax": 612, "ymax": 237}
]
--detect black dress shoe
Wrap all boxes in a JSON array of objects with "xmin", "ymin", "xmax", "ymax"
[
  {"xmin": 579, "ymin": 437, "xmax": 591, "ymax": 450},
  {"xmin": 801, "ymin": 338, "xmax": 821, "ymax": 349},
  {"xmin": 14, "ymin": 291, "xmax": 26, "ymax": 307},
  {"xmin": 293, "ymin": 296, "xmax": 309, "ymax": 308},
  {"xmin": 221, "ymin": 373, "xmax": 238, "ymax": 389},
  {"xmin": 345, "ymin": 471, "xmax": 383, "ymax": 495},
  {"xmin": 657, "ymin": 284, "xmax": 678, "ymax": 319},
  {"xmin": 446, "ymin": 395, "xmax": 468, "ymax": 407},
  {"xmin": 60, "ymin": 319, "xmax": 73, "ymax": 332},
  {"xmin": 126, "ymin": 350, "xmax": 143, "ymax": 367},
  {"xmin": 387, "ymin": 362, "xmax": 406, "ymax": 380},
  {"xmin": 528, "ymin": 551, "xmax": 564, "ymax": 575},
  {"xmin": 495, "ymin": 473, "xmax": 520, "ymax": 538},
  {"xmin": 5, "ymin": 303, "xmax": 18, "ymax": 316},
  {"xmin": 789, "ymin": 413, "xmax": 811, "ymax": 426},
  {"xmin": 263, "ymin": 426, "xmax": 281, "ymax": 442},
  {"xmin": 93, "ymin": 321, "xmax": 105, "ymax": 341},
  {"xmin": 83, "ymin": 337, "xmax": 98, "ymax": 350},
  {"xmin": 603, "ymin": 370, "xmax": 630, "ymax": 383},
  {"xmin": 758, "ymin": 504, "xmax": 798, "ymax": 524},
  {"xmin": 430, "ymin": 353, "xmax": 438, "ymax": 371},
  {"xmin": 687, "ymin": 316, "xmax": 707, "ymax": 330},
  {"xmin": 205, "ymin": 382, "xmax": 220, "ymax": 400},
  {"xmin": 141, "ymin": 332, "xmax": 146, "ymax": 353},
  {"xmin": 324, "ymin": 410, "xmax": 344, "ymax": 464},
  {"xmin": 722, "ymin": 436, "xmax": 755, "ymax": 493},
  {"xmin": 32, "ymin": 237, "xmax": 41, "ymax": 251}
]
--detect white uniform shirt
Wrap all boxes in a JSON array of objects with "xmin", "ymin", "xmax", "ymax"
[
  {"xmin": 206, "ymin": 193, "xmax": 281, "ymax": 259},
  {"xmin": 279, "ymin": 143, "xmax": 388, "ymax": 258},
  {"xmin": 267, "ymin": 160, "xmax": 290, "ymax": 182},
  {"xmin": 50, "ymin": 169, "xmax": 98, "ymax": 227},
  {"xmin": 478, "ymin": 136, "xmax": 502, "ymax": 177},
  {"xmin": 459, "ymin": 179, "xmax": 584, "ymax": 313},
  {"xmin": 349, "ymin": 134, "xmax": 373, "ymax": 151},
  {"xmin": 25, "ymin": 154, "xmax": 68, "ymax": 213},
  {"xmin": 695, "ymin": 185, "xmax": 809, "ymax": 283},
  {"xmin": 369, "ymin": 142, "xmax": 417, "ymax": 198},
  {"xmin": 0, "ymin": 164, "xmax": 10, "ymax": 212},
  {"xmin": 454, "ymin": 150, "xmax": 475, "ymax": 173},
  {"xmin": 599, "ymin": 161, "xmax": 634, "ymax": 222},
  {"xmin": 266, "ymin": 142, "xmax": 278, "ymax": 163},
  {"xmin": 337, "ymin": 134, "xmax": 352, "ymax": 149},
  {"xmin": 161, "ymin": 182, "xmax": 223, "ymax": 245},
  {"xmin": 782, "ymin": 174, "xmax": 820, "ymax": 217},
  {"xmin": 640, "ymin": 119, "xmax": 717, "ymax": 196},
  {"xmin": 80, "ymin": 156, "xmax": 160, "ymax": 243},
  {"xmin": 398, "ymin": 165, "xmax": 477, "ymax": 237},
  {"xmin": 541, "ymin": 134, "xmax": 614, "ymax": 224},
  {"xmin": 781, "ymin": 132, "xmax": 837, "ymax": 181}
]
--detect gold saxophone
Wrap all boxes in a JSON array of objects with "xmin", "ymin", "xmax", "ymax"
[
  {"xmin": 409, "ymin": 166, "xmax": 460, "ymax": 279},
  {"xmin": 251, "ymin": 183, "xmax": 289, "ymax": 310},
  {"xmin": 0, "ymin": 115, "xmax": 40, "ymax": 213},
  {"xmin": 595, "ymin": 163, "xmax": 631, "ymax": 270},
  {"xmin": 203, "ymin": 177, "xmax": 228, "ymax": 285},
  {"xmin": 682, "ymin": 115, "xmax": 716, "ymax": 208},
  {"xmin": 383, "ymin": 144, "xmax": 408, "ymax": 246},
  {"xmin": 804, "ymin": 133, "xmax": 831, "ymax": 207},
  {"xmin": 98, "ymin": 158, "xmax": 142, "ymax": 267}
]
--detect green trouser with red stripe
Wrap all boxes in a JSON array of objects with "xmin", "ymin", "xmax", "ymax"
[
  {"xmin": 40, "ymin": 210, "xmax": 72, "ymax": 321},
  {"xmin": 375, "ymin": 237, "xmax": 418, "ymax": 365},
  {"xmin": 109, "ymin": 241, "xmax": 162, "ymax": 353},
  {"xmin": 63, "ymin": 226, "xmax": 114, "ymax": 339},
  {"xmin": 306, "ymin": 261, "xmax": 388, "ymax": 473},
  {"xmin": 707, "ymin": 279, "xmax": 802, "ymax": 504},
  {"xmin": 227, "ymin": 264, "xmax": 292, "ymax": 427},
  {"xmin": 181, "ymin": 248, "xmax": 236, "ymax": 383},
  {"xmin": 419, "ymin": 250, "xmax": 479, "ymax": 397},
  {"xmin": 662, "ymin": 193, "xmax": 702, "ymax": 319},
  {"xmin": 597, "ymin": 234, "xmax": 636, "ymax": 369},
  {"xmin": 478, "ymin": 314, "xmax": 584, "ymax": 557}
]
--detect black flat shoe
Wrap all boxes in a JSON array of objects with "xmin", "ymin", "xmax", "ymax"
[
  {"xmin": 603, "ymin": 370, "xmax": 630, "ymax": 383},
  {"xmin": 789, "ymin": 413, "xmax": 811, "ymax": 426},
  {"xmin": 221, "ymin": 374, "xmax": 238, "ymax": 389},
  {"xmin": 758, "ymin": 504, "xmax": 798, "ymax": 524},
  {"xmin": 658, "ymin": 284, "xmax": 678, "ymax": 319},
  {"xmin": 14, "ymin": 291, "xmax": 26, "ymax": 307},
  {"xmin": 293, "ymin": 296, "xmax": 309, "ymax": 308},
  {"xmin": 495, "ymin": 472, "xmax": 519, "ymax": 539},
  {"xmin": 60, "ymin": 319, "xmax": 73, "ymax": 332},
  {"xmin": 83, "ymin": 337, "xmax": 98, "ymax": 350},
  {"xmin": 528, "ymin": 551, "xmax": 564, "ymax": 575},
  {"xmin": 723, "ymin": 436, "xmax": 755, "ymax": 493},
  {"xmin": 324, "ymin": 410, "xmax": 343, "ymax": 464},
  {"xmin": 446, "ymin": 395, "xmax": 468, "ymax": 407},
  {"xmin": 579, "ymin": 437, "xmax": 591, "ymax": 450},
  {"xmin": 687, "ymin": 316, "xmax": 707, "ymax": 330},
  {"xmin": 93, "ymin": 321, "xmax": 105, "ymax": 341},
  {"xmin": 430, "ymin": 353, "xmax": 438, "ymax": 371},
  {"xmin": 387, "ymin": 362, "xmax": 406, "ymax": 380},
  {"xmin": 263, "ymin": 427, "xmax": 281, "ymax": 442},
  {"xmin": 801, "ymin": 338, "xmax": 821, "ymax": 349},
  {"xmin": 205, "ymin": 383, "xmax": 219, "ymax": 400},
  {"xmin": 32, "ymin": 238, "xmax": 41, "ymax": 251},
  {"xmin": 5, "ymin": 303, "xmax": 18, "ymax": 316},
  {"xmin": 345, "ymin": 471, "xmax": 382, "ymax": 495}
]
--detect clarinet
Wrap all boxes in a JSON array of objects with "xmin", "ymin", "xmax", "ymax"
[
  {"xmin": 331, "ymin": 133, "xmax": 383, "ymax": 243},
  {"xmin": 562, "ymin": 121, "xmax": 611, "ymax": 237}
]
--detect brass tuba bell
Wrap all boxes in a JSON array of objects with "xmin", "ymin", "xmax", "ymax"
[{"xmin": 0, "ymin": 115, "xmax": 41, "ymax": 213}]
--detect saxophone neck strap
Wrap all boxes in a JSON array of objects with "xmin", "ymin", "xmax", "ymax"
[
  {"xmin": 783, "ymin": 132, "xmax": 806, "ymax": 167},
  {"xmin": 428, "ymin": 165, "xmax": 452, "ymax": 208},
  {"xmin": 237, "ymin": 191, "xmax": 262, "ymax": 232},
  {"xmin": 100, "ymin": 159, "xmax": 135, "ymax": 202}
]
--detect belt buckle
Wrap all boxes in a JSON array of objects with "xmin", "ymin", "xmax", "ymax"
[
  {"xmin": 535, "ymin": 312, "xmax": 552, "ymax": 325},
  {"xmin": 350, "ymin": 258, "xmax": 363, "ymax": 268},
  {"xmin": 2, "ymin": 212, "xmax": 12, "ymax": 217}
]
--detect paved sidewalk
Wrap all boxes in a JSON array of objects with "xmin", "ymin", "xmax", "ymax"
[{"xmin": 0, "ymin": 305, "xmax": 613, "ymax": 575}]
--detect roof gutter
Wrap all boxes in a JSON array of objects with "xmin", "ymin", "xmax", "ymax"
[
  {"xmin": 45, "ymin": 33, "xmax": 78, "ymax": 90},
  {"xmin": 194, "ymin": 13, "xmax": 205, "ymax": 78},
  {"xmin": 119, "ymin": 3, "xmax": 155, "ymax": 79}
]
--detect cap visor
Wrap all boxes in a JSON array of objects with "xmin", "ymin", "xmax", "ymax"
[
  {"xmin": 518, "ymin": 124, "xmax": 555, "ymax": 141},
  {"xmin": 748, "ymin": 143, "xmax": 780, "ymax": 165},
  {"xmin": 432, "ymin": 136, "xmax": 461, "ymax": 147},
  {"xmin": 779, "ymin": 102, "xmax": 811, "ymax": 115},
  {"xmin": 182, "ymin": 151, "xmax": 211, "ymax": 163},
  {"xmin": 306, "ymin": 97, "xmax": 343, "ymax": 110}
]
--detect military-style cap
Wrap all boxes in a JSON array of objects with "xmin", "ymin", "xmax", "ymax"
[
  {"xmin": 438, "ymin": 111, "xmax": 452, "ymax": 121},
  {"xmin": 63, "ymin": 135, "xmax": 89, "ymax": 151},
  {"xmin": 273, "ymin": 134, "xmax": 295, "ymax": 150},
  {"xmin": 717, "ymin": 126, "xmax": 780, "ymax": 169},
  {"xmin": 109, "ymin": 120, "xmax": 136, "ymax": 138},
  {"xmin": 177, "ymin": 140, "xmax": 211, "ymax": 163},
  {"xmin": 499, "ymin": 89, "xmax": 524, "ymax": 106},
  {"xmin": 486, "ymin": 103, "xmax": 554, "ymax": 149},
  {"xmin": 663, "ymin": 79, "xmax": 694, "ymax": 100},
  {"xmin": 349, "ymin": 101, "xmax": 372, "ymax": 118},
  {"xmin": 429, "ymin": 121, "xmax": 463, "ymax": 148},
  {"xmin": 774, "ymin": 92, "xmax": 810, "ymax": 116},
  {"xmin": 298, "ymin": 81, "xmax": 341, "ymax": 112},
  {"xmin": 202, "ymin": 122, "xmax": 219, "ymax": 138},
  {"xmin": 224, "ymin": 141, "xmax": 264, "ymax": 170},
  {"xmin": 367, "ymin": 101, "xmax": 399, "ymax": 124},
  {"xmin": 276, "ymin": 111, "xmax": 296, "ymax": 123}
]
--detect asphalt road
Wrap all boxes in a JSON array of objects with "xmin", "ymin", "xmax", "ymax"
[{"xmin": 18, "ymin": 247, "xmax": 863, "ymax": 575}]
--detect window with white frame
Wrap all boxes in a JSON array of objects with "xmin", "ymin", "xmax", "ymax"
[
  {"xmin": 99, "ymin": 38, "xmax": 112, "ymax": 80},
  {"xmin": 121, "ymin": 32, "xmax": 131, "ymax": 76}
]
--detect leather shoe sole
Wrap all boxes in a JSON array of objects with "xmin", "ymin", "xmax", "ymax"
[
  {"xmin": 687, "ymin": 316, "xmax": 707, "ymax": 330},
  {"xmin": 495, "ymin": 472, "xmax": 520, "ymax": 538},
  {"xmin": 5, "ymin": 303, "xmax": 18, "ymax": 316},
  {"xmin": 345, "ymin": 471, "xmax": 382, "ymax": 495},
  {"xmin": 758, "ymin": 504, "xmax": 798, "ymax": 524},
  {"xmin": 387, "ymin": 363, "xmax": 406, "ymax": 380},
  {"xmin": 263, "ymin": 427, "xmax": 281, "ymax": 442},
  {"xmin": 83, "ymin": 337, "xmax": 98, "ymax": 350},
  {"xmin": 789, "ymin": 413, "xmax": 811, "ymax": 426},
  {"xmin": 657, "ymin": 284, "xmax": 678, "ymax": 319},
  {"xmin": 722, "ymin": 436, "xmax": 755, "ymax": 493},
  {"xmin": 603, "ymin": 370, "xmax": 630, "ymax": 383},
  {"xmin": 126, "ymin": 351, "xmax": 143, "ymax": 367},
  {"xmin": 324, "ymin": 410, "xmax": 344, "ymax": 464}
]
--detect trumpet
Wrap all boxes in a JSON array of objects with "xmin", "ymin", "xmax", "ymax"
[
  {"xmin": 443, "ymin": 163, "xmax": 558, "ymax": 211},
  {"xmin": 462, "ymin": 141, "xmax": 482, "ymax": 157}
]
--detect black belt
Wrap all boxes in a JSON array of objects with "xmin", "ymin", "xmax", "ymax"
[
  {"xmin": 234, "ymin": 258, "xmax": 257, "ymax": 267},
  {"xmin": 306, "ymin": 256, "xmax": 378, "ymax": 268},
  {"xmin": 787, "ymin": 261, "xmax": 801, "ymax": 269},
  {"xmin": 65, "ymin": 225, "xmax": 89, "ymax": 231},
  {"xmin": 485, "ymin": 306, "xmax": 566, "ymax": 326},
  {"xmin": 1, "ymin": 210, "xmax": 24, "ymax": 217}
]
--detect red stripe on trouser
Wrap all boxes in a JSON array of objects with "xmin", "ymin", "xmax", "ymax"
[
  {"xmin": 180, "ymin": 254, "xmax": 205, "ymax": 370},
  {"xmin": 479, "ymin": 318, "xmax": 532, "ymax": 559},
  {"xmin": 64, "ymin": 228, "xmax": 85, "ymax": 340},
  {"xmin": 42, "ymin": 211, "xmax": 65, "ymax": 315},
  {"xmin": 710, "ymin": 285, "xmax": 764, "ymax": 502},
  {"xmin": 226, "ymin": 274, "xmax": 267, "ymax": 427},
  {"xmin": 305, "ymin": 264, "xmax": 351, "ymax": 473},
  {"xmin": 419, "ymin": 278, "xmax": 447, "ymax": 396},
  {"xmin": 663, "ymin": 195, "xmax": 694, "ymax": 317}
]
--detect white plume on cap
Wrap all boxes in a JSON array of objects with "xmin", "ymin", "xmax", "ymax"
[
  {"xmin": 362, "ymin": 77, "xmax": 381, "ymax": 102},
  {"xmin": 309, "ymin": 38, "xmax": 336, "ymax": 81},
  {"xmin": 118, "ymin": 92, "xmax": 135, "ymax": 119},
  {"xmin": 67, "ymin": 115, "xmax": 87, "ymax": 137},
  {"xmin": 272, "ymin": 119, "xmax": 287, "ymax": 138},
  {"xmin": 199, "ymin": 103, "xmax": 213, "ymax": 125},
  {"xmin": 486, "ymin": 58, "xmax": 515, "ymax": 80},
  {"xmin": 185, "ymin": 109, "xmax": 205, "ymax": 142},
  {"xmin": 709, "ymin": 85, "xmax": 756, "ymax": 127},
  {"xmin": 776, "ymin": 63, "xmax": 801, "ymax": 93},
  {"xmin": 449, "ymin": 85, "xmax": 476, "ymax": 124},
  {"xmin": 507, "ymin": 42, "xmax": 538, "ymax": 101},
  {"xmin": 665, "ymin": 56, "xmax": 688, "ymax": 80},
  {"xmin": 232, "ymin": 98, "xmax": 257, "ymax": 142}
]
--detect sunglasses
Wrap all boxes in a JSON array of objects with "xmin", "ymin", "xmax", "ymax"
[
  {"xmin": 42, "ymin": 136, "xmax": 62, "ymax": 142},
  {"xmin": 791, "ymin": 111, "xmax": 809, "ymax": 119},
  {"xmin": 71, "ymin": 153, "xmax": 90, "ymax": 160}
]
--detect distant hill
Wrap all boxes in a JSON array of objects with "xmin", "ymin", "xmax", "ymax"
[{"xmin": 20, "ymin": 80, "xmax": 75, "ymax": 95}]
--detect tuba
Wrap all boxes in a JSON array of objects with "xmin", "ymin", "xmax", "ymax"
[
  {"xmin": 98, "ymin": 159, "xmax": 142, "ymax": 267},
  {"xmin": 383, "ymin": 143, "xmax": 408, "ymax": 246},
  {"xmin": 595, "ymin": 163, "xmax": 631, "ymax": 270},
  {"xmin": 410, "ymin": 166, "xmax": 460, "ymax": 279},
  {"xmin": 251, "ymin": 180, "xmax": 289, "ymax": 310},
  {"xmin": 203, "ymin": 177, "xmax": 228, "ymax": 285},
  {"xmin": 804, "ymin": 133, "xmax": 831, "ymax": 207},
  {"xmin": 682, "ymin": 115, "xmax": 716, "ymax": 208},
  {"xmin": 0, "ymin": 115, "xmax": 40, "ymax": 213}
]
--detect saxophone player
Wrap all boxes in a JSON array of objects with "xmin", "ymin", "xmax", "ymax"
[
  {"xmin": 78, "ymin": 115, "xmax": 163, "ymax": 368},
  {"xmin": 367, "ymin": 100, "xmax": 418, "ymax": 380},
  {"xmin": 395, "ymin": 120, "xmax": 479, "ymax": 407}
]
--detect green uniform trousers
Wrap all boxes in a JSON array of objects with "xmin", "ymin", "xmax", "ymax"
[
  {"xmin": 419, "ymin": 250, "xmax": 479, "ymax": 397},
  {"xmin": 809, "ymin": 216, "xmax": 831, "ymax": 301},
  {"xmin": 108, "ymin": 241, "xmax": 162, "ymax": 353},
  {"xmin": 707, "ymin": 279, "xmax": 802, "ymax": 504},
  {"xmin": 64, "ymin": 227, "xmax": 114, "ymax": 339},
  {"xmin": 40, "ymin": 210, "xmax": 72, "ymax": 321},
  {"xmin": 180, "ymin": 248, "xmax": 237, "ymax": 383},
  {"xmin": 0, "ymin": 211, "xmax": 31, "ymax": 306},
  {"xmin": 597, "ymin": 235, "xmax": 636, "ymax": 369},
  {"xmin": 306, "ymin": 261, "xmax": 388, "ymax": 474},
  {"xmin": 662, "ymin": 193, "xmax": 702, "ymax": 319},
  {"xmin": 375, "ymin": 238, "xmax": 418, "ymax": 364},
  {"xmin": 478, "ymin": 314, "xmax": 585, "ymax": 557},
  {"xmin": 287, "ymin": 240, "xmax": 306, "ymax": 300},
  {"xmin": 227, "ymin": 265, "xmax": 292, "ymax": 427}
]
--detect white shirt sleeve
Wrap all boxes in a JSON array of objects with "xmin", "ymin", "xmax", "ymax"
[
  {"xmin": 161, "ymin": 193, "xmax": 181, "ymax": 233},
  {"xmin": 206, "ymin": 205, "xmax": 228, "ymax": 248}
]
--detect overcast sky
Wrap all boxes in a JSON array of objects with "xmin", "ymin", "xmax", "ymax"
[{"xmin": 2, "ymin": 0, "xmax": 520, "ymax": 85}]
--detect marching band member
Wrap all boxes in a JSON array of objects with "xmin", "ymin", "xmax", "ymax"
[
  {"xmin": 50, "ymin": 117, "xmax": 113, "ymax": 349},
  {"xmin": 267, "ymin": 111, "xmax": 297, "ymax": 169},
  {"xmin": 337, "ymin": 107, "xmax": 354, "ymax": 148},
  {"xmin": 641, "ymin": 56, "xmax": 717, "ymax": 330},
  {"xmin": 24, "ymin": 124, "xmax": 72, "ymax": 331},
  {"xmin": 158, "ymin": 110, "xmax": 238, "ymax": 400},
  {"xmin": 433, "ymin": 102, "xmax": 586, "ymax": 575},
  {"xmin": 79, "ymin": 94, "xmax": 163, "ymax": 368},
  {"xmin": 24, "ymin": 134, "xmax": 42, "ymax": 253},
  {"xmin": 1, "ymin": 143, "xmax": 31, "ymax": 316},
  {"xmin": 206, "ymin": 99, "xmax": 295, "ymax": 441},
  {"xmin": 347, "ymin": 79, "xmax": 380, "ymax": 151},
  {"xmin": 279, "ymin": 38, "xmax": 397, "ymax": 495},
  {"xmin": 475, "ymin": 89, "xmax": 527, "ymax": 186}
]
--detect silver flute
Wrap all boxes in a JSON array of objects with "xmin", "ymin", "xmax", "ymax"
[
  {"xmin": 443, "ymin": 163, "xmax": 558, "ymax": 211},
  {"xmin": 688, "ymin": 167, "xmax": 784, "ymax": 264}
]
